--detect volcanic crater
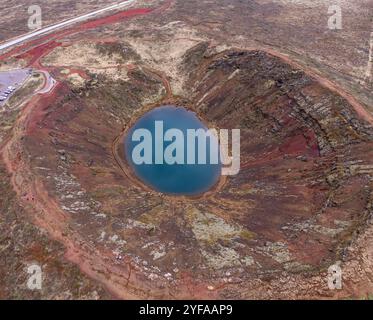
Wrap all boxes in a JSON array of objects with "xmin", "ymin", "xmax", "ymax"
[{"xmin": 3, "ymin": 36, "xmax": 373, "ymax": 299}]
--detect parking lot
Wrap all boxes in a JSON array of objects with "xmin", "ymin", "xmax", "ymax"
[{"xmin": 0, "ymin": 68, "xmax": 32, "ymax": 107}]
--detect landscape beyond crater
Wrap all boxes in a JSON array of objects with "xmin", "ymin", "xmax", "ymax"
[{"xmin": 0, "ymin": 0, "xmax": 372, "ymax": 300}]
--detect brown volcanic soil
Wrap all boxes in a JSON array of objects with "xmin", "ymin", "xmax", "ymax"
[{"xmin": 0, "ymin": 0, "xmax": 373, "ymax": 299}]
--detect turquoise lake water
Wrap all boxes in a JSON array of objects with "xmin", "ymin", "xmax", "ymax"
[{"xmin": 124, "ymin": 105, "xmax": 222, "ymax": 195}]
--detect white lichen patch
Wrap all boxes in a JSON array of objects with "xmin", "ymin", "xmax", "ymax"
[
  {"xmin": 150, "ymin": 248, "xmax": 166, "ymax": 261},
  {"xmin": 109, "ymin": 234, "xmax": 126, "ymax": 246},
  {"xmin": 60, "ymin": 69, "xmax": 70, "ymax": 75},
  {"xmin": 66, "ymin": 73, "xmax": 86, "ymax": 87},
  {"xmin": 124, "ymin": 218, "xmax": 156, "ymax": 230},
  {"xmin": 257, "ymin": 241, "xmax": 292, "ymax": 264},
  {"xmin": 186, "ymin": 207, "xmax": 242, "ymax": 244},
  {"xmin": 241, "ymin": 255, "xmax": 255, "ymax": 266},
  {"xmin": 53, "ymin": 167, "xmax": 107, "ymax": 220},
  {"xmin": 142, "ymin": 241, "xmax": 173, "ymax": 262},
  {"xmin": 201, "ymin": 245, "xmax": 241, "ymax": 269},
  {"xmin": 283, "ymin": 219, "xmax": 351, "ymax": 237}
]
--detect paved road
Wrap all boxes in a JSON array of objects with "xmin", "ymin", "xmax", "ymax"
[{"xmin": 0, "ymin": 0, "xmax": 136, "ymax": 52}]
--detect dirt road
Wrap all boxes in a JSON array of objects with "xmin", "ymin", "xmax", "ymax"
[{"xmin": 0, "ymin": 0, "xmax": 136, "ymax": 52}]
